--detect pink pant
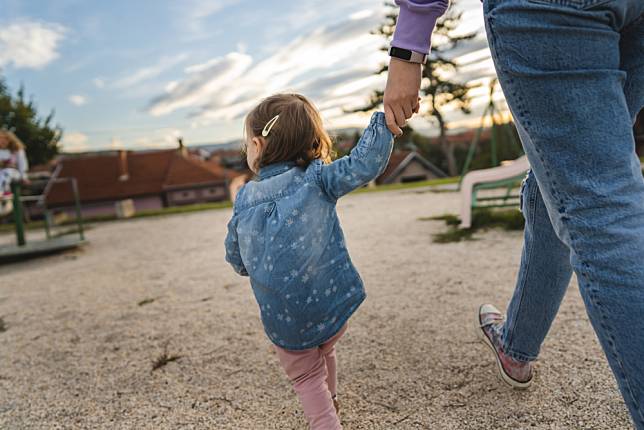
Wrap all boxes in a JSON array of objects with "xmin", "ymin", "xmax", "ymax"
[{"xmin": 274, "ymin": 324, "xmax": 347, "ymax": 430}]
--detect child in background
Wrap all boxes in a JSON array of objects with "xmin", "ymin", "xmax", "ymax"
[
  {"xmin": 0, "ymin": 130, "xmax": 30, "ymax": 215},
  {"xmin": 225, "ymin": 93, "xmax": 393, "ymax": 429}
]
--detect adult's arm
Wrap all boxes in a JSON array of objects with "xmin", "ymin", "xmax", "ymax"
[
  {"xmin": 392, "ymin": 0, "xmax": 449, "ymax": 54},
  {"xmin": 385, "ymin": 0, "xmax": 449, "ymax": 136}
]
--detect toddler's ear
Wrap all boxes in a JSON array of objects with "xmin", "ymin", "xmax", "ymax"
[{"xmin": 252, "ymin": 136, "xmax": 266, "ymax": 151}]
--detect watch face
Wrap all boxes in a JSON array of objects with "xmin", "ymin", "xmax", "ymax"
[{"xmin": 390, "ymin": 47, "xmax": 412, "ymax": 61}]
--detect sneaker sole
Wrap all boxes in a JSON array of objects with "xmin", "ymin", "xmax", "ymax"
[{"xmin": 476, "ymin": 305, "xmax": 533, "ymax": 390}]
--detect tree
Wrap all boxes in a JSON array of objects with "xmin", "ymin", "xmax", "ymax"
[
  {"xmin": 0, "ymin": 76, "xmax": 62, "ymax": 166},
  {"xmin": 356, "ymin": 1, "xmax": 477, "ymax": 176}
]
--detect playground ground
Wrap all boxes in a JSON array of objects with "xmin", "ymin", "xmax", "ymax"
[{"xmin": 0, "ymin": 187, "xmax": 632, "ymax": 429}]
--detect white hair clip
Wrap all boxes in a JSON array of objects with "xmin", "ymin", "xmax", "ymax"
[{"xmin": 262, "ymin": 115, "xmax": 280, "ymax": 137}]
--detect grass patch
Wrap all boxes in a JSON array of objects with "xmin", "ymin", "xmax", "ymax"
[
  {"xmin": 470, "ymin": 209, "xmax": 526, "ymax": 231},
  {"xmin": 51, "ymin": 226, "xmax": 92, "ymax": 238},
  {"xmin": 421, "ymin": 214, "xmax": 460, "ymax": 226},
  {"xmin": 131, "ymin": 201, "xmax": 232, "ymax": 219},
  {"xmin": 152, "ymin": 352, "xmax": 181, "ymax": 371},
  {"xmin": 423, "ymin": 208, "xmax": 525, "ymax": 243},
  {"xmin": 152, "ymin": 344, "xmax": 182, "ymax": 371},
  {"xmin": 137, "ymin": 297, "xmax": 156, "ymax": 307},
  {"xmin": 354, "ymin": 176, "xmax": 460, "ymax": 195},
  {"xmin": 0, "ymin": 317, "xmax": 6, "ymax": 333},
  {"xmin": 433, "ymin": 227, "xmax": 477, "ymax": 243},
  {"xmin": 0, "ymin": 221, "xmax": 44, "ymax": 234}
]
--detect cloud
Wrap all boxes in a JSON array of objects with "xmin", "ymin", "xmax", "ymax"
[
  {"xmin": 173, "ymin": 0, "xmax": 243, "ymax": 41},
  {"xmin": 68, "ymin": 94, "xmax": 88, "ymax": 106},
  {"xmin": 187, "ymin": 0, "xmax": 241, "ymax": 20},
  {"xmin": 62, "ymin": 132, "xmax": 89, "ymax": 152},
  {"xmin": 147, "ymin": 1, "xmax": 491, "ymax": 135},
  {"xmin": 147, "ymin": 11, "xmax": 386, "ymax": 126},
  {"xmin": 112, "ymin": 54, "xmax": 189, "ymax": 89},
  {"xmin": 134, "ymin": 128, "xmax": 183, "ymax": 149},
  {"xmin": 146, "ymin": 52, "xmax": 253, "ymax": 116},
  {"xmin": 109, "ymin": 137, "xmax": 125, "ymax": 150},
  {"xmin": 0, "ymin": 20, "xmax": 66, "ymax": 69},
  {"xmin": 93, "ymin": 78, "xmax": 105, "ymax": 89}
]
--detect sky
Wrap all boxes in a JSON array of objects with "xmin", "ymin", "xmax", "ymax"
[{"xmin": 0, "ymin": 0, "xmax": 501, "ymax": 153}]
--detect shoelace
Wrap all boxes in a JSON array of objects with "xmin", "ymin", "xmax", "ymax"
[{"xmin": 480, "ymin": 314, "xmax": 504, "ymax": 328}]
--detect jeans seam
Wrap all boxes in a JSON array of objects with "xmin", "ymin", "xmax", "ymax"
[
  {"xmin": 584, "ymin": 283, "xmax": 644, "ymax": 424},
  {"xmin": 486, "ymin": 9, "xmax": 643, "ymax": 422},
  {"xmin": 487, "ymin": 14, "xmax": 534, "ymax": 357},
  {"xmin": 504, "ymin": 173, "xmax": 537, "ymax": 354}
]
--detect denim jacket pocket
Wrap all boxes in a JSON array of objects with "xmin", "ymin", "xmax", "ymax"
[
  {"xmin": 527, "ymin": 0, "xmax": 614, "ymax": 10},
  {"xmin": 264, "ymin": 201, "xmax": 276, "ymax": 216}
]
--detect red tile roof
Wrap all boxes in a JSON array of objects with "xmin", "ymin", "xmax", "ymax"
[
  {"xmin": 164, "ymin": 153, "xmax": 237, "ymax": 188},
  {"xmin": 46, "ymin": 149, "xmax": 238, "ymax": 205}
]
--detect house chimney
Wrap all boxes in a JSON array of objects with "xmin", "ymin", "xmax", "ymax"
[
  {"xmin": 177, "ymin": 137, "xmax": 187, "ymax": 157},
  {"xmin": 118, "ymin": 150, "xmax": 129, "ymax": 181}
]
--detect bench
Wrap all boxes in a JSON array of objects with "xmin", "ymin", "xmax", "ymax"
[{"xmin": 459, "ymin": 156, "xmax": 530, "ymax": 229}]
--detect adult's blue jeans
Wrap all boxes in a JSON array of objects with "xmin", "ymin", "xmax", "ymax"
[{"xmin": 483, "ymin": 0, "xmax": 644, "ymax": 427}]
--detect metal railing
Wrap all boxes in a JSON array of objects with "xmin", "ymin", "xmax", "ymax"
[{"xmin": 6, "ymin": 177, "xmax": 84, "ymax": 248}]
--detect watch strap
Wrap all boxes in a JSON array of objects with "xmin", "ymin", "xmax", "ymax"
[{"xmin": 389, "ymin": 46, "xmax": 427, "ymax": 64}]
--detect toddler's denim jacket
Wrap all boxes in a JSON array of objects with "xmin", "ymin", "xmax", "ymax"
[{"xmin": 225, "ymin": 112, "xmax": 393, "ymax": 350}]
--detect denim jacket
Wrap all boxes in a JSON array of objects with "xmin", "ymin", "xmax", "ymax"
[{"xmin": 225, "ymin": 112, "xmax": 393, "ymax": 350}]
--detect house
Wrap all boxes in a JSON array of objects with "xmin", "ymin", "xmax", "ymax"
[
  {"xmin": 208, "ymin": 147, "xmax": 248, "ymax": 172},
  {"xmin": 377, "ymin": 150, "xmax": 447, "ymax": 184},
  {"xmin": 45, "ymin": 148, "xmax": 241, "ymax": 217}
]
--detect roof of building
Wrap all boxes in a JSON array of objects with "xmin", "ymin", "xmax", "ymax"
[
  {"xmin": 46, "ymin": 149, "xmax": 239, "ymax": 205},
  {"xmin": 377, "ymin": 150, "xmax": 447, "ymax": 184}
]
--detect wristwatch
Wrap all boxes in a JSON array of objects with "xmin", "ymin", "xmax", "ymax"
[{"xmin": 389, "ymin": 46, "xmax": 428, "ymax": 64}]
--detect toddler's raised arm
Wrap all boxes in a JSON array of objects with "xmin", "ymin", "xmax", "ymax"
[{"xmin": 317, "ymin": 112, "xmax": 393, "ymax": 200}]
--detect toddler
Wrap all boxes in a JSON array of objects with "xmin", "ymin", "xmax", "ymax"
[{"xmin": 225, "ymin": 93, "xmax": 393, "ymax": 429}]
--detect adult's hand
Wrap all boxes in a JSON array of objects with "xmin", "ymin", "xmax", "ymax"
[{"xmin": 384, "ymin": 57, "xmax": 422, "ymax": 136}]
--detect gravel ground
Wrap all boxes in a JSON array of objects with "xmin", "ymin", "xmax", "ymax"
[{"xmin": 0, "ymin": 188, "xmax": 632, "ymax": 429}]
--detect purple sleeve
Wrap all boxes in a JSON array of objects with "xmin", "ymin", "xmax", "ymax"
[{"xmin": 391, "ymin": 0, "xmax": 449, "ymax": 54}]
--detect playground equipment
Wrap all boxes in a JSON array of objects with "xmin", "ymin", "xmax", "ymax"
[
  {"xmin": 0, "ymin": 175, "xmax": 86, "ymax": 263},
  {"xmin": 456, "ymin": 78, "xmax": 528, "ymax": 229},
  {"xmin": 459, "ymin": 155, "xmax": 530, "ymax": 229},
  {"xmin": 459, "ymin": 79, "xmax": 524, "ymax": 183}
]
